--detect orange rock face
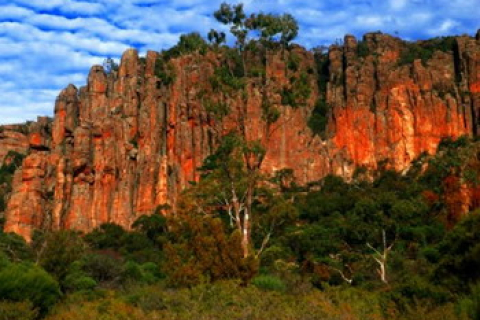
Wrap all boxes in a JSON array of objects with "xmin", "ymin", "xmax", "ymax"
[
  {"xmin": 0, "ymin": 126, "xmax": 29, "ymax": 163},
  {"xmin": 3, "ymin": 31, "xmax": 480, "ymax": 239}
]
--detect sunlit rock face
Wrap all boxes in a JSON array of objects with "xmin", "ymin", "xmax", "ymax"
[{"xmin": 3, "ymin": 31, "xmax": 480, "ymax": 240}]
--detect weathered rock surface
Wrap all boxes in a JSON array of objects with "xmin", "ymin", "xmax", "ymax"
[{"xmin": 3, "ymin": 31, "xmax": 480, "ymax": 240}]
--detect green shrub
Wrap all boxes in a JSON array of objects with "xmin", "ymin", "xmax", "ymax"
[
  {"xmin": 398, "ymin": 36, "xmax": 456, "ymax": 66},
  {"xmin": 308, "ymin": 98, "xmax": 329, "ymax": 138},
  {"xmin": 32, "ymin": 230, "xmax": 86, "ymax": 282},
  {"xmin": 252, "ymin": 274, "xmax": 286, "ymax": 292},
  {"xmin": 357, "ymin": 40, "xmax": 370, "ymax": 58},
  {"xmin": 287, "ymin": 53, "xmax": 300, "ymax": 71},
  {"xmin": 261, "ymin": 99, "xmax": 280, "ymax": 124},
  {"xmin": 85, "ymin": 223, "xmax": 126, "ymax": 250},
  {"xmin": 0, "ymin": 232, "xmax": 33, "ymax": 261},
  {"xmin": 210, "ymin": 65, "xmax": 245, "ymax": 92},
  {"xmin": 204, "ymin": 99, "xmax": 230, "ymax": 119},
  {"xmin": 64, "ymin": 273, "xmax": 97, "ymax": 292},
  {"xmin": 0, "ymin": 262, "xmax": 61, "ymax": 315},
  {"xmin": 63, "ymin": 261, "xmax": 98, "ymax": 292},
  {"xmin": 163, "ymin": 32, "xmax": 209, "ymax": 59},
  {"xmin": 154, "ymin": 57, "xmax": 175, "ymax": 86},
  {"xmin": 81, "ymin": 253, "xmax": 123, "ymax": 284},
  {"xmin": 122, "ymin": 261, "xmax": 144, "ymax": 283},
  {"xmin": 292, "ymin": 72, "xmax": 311, "ymax": 102},
  {"xmin": 281, "ymin": 87, "xmax": 297, "ymax": 107}
]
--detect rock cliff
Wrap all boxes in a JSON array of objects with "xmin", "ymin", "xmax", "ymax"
[{"xmin": 2, "ymin": 31, "xmax": 480, "ymax": 240}]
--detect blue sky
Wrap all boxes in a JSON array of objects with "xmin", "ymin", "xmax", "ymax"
[{"xmin": 0, "ymin": 0, "xmax": 478, "ymax": 124}]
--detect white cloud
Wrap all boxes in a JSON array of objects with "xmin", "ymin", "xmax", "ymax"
[{"xmin": 389, "ymin": 0, "xmax": 408, "ymax": 10}]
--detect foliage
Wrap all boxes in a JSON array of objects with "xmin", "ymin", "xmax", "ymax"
[
  {"xmin": 207, "ymin": 29, "xmax": 226, "ymax": 46},
  {"xmin": 398, "ymin": 36, "xmax": 456, "ymax": 66},
  {"xmin": 132, "ymin": 213, "xmax": 168, "ymax": 246},
  {"xmin": 203, "ymin": 98, "xmax": 230, "ymax": 120},
  {"xmin": 213, "ymin": 2, "xmax": 299, "ymax": 54},
  {"xmin": 85, "ymin": 223, "xmax": 126, "ymax": 250},
  {"xmin": 357, "ymin": 40, "xmax": 370, "ymax": 58},
  {"xmin": 165, "ymin": 214, "xmax": 258, "ymax": 287},
  {"xmin": 308, "ymin": 98, "xmax": 330, "ymax": 138},
  {"xmin": 0, "ymin": 231, "xmax": 32, "ymax": 262},
  {"xmin": 154, "ymin": 57, "xmax": 175, "ymax": 86},
  {"xmin": 435, "ymin": 211, "xmax": 480, "ymax": 291},
  {"xmin": 32, "ymin": 230, "xmax": 87, "ymax": 282},
  {"xmin": 0, "ymin": 151, "xmax": 25, "ymax": 210},
  {"xmin": 210, "ymin": 63, "xmax": 245, "ymax": 93},
  {"xmin": 261, "ymin": 97, "xmax": 280, "ymax": 125},
  {"xmin": 0, "ymin": 261, "xmax": 61, "ymax": 315},
  {"xmin": 281, "ymin": 72, "xmax": 312, "ymax": 108},
  {"xmin": 252, "ymin": 274, "xmax": 286, "ymax": 292},
  {"xmin": 163, "ymin": 32, "xmax": 208, "ymax": 59}
]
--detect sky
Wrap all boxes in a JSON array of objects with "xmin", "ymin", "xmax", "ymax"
[{"xmin": 0, "ymin": 0, "xmax": 478, "ymax": 124}]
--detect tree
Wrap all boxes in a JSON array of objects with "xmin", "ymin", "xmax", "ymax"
[
  {"xmin": 208, "ymin": 29, "xmax": 226, "ymax": 46},
  {"xmin": 132, "ymin": 211, "xmax": 168, "ymax": 246},
  {"xmin": 164, "ymin": 213, "xmax": 258, "ymax": 286},
  {"xmin": 367, "ymin": 229, "xmax": 395, "ymax": 284},
  {"xmin": 31, "ymin": 230, "xmax": 87, "ymax": 282},
  {"xmin": 248, "ymin": 13, "xmax": 299, "ymax": 49},
  {"xmin": 214, "ymin": 3, "xmax": 248, "ymax": 49},
  {"xmin": 196, "ymin": 133, "xmax": 265, "ymax": 258},
  {"xmin": 84, "ymin": 223, "xmax": 126, "ymax": 250}
]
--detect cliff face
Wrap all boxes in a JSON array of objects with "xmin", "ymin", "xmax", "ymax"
[{"xmin": 3, "ymin": 31, "xmax": 480, "ymax": 240}]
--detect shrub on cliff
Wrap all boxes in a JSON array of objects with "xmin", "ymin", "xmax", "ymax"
[
  {"xmin": 308, "ymin": 98, "xmax": 330, "ymax": 138},
  {"xmin": 398, "ymin": 36, "xmax": 456, "ymax": 66}
]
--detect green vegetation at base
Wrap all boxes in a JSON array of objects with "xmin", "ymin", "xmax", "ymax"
[
  {"xmin": 1, "ymin": 2, "xmax": 479, "ymax": 319},
  {"xmin": 0, "ymin": 136, "xmax": 479, "ymax": 319}
]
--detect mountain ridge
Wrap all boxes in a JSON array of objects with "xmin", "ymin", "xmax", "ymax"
[{"xmin": 1, "ymin": 29, "xmax": 480, "ymax": 240}]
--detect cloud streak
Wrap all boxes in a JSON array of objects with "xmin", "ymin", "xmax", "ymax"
[{"xmin": 0, "ymin": 0, "xmax": 478, "ymax": 124}]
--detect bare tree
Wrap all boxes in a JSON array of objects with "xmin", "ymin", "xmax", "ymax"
[{"xmin": 367, "ymin": 229, "xmax": 395, "ymax": 284}]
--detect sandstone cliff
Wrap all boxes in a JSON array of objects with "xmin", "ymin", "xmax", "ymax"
[{"xmin": 2, "ymin": 31, "xmax": 480, "ymax": 240}]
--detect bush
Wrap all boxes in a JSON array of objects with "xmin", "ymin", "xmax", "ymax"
[
  {"xmin": 0, "ymin": 261, "xmax": 61, "ymax": 315},
  {"xmin": 64, "ymin": 273, "xmax": 97, "ymax": 292},
  {"xmin": 63, "ymin": 261, "xmax": 97, "ymax": 292},
  {"xmin": 163, "ymin": 32, "xmax": 209, "ymax": 59},
  {"xmin": 81, "ymin": 253, "xmax": 123, "ymax": 285},
  {"xmin": 0, "ymin": 232, "xmax": 33, "ymax": 261},
  {"xmin": 85, "ymin": 223, "xmax": 126, "ymax": 250},
  {"xmin": 357, "ymin": 40, "xmax": 370, "ymax": 58},
  {"xmin": 398, "ymin": 37, "xmax": 456, "ymax": 66},
  {"xmin": 165, "ymin": 216, "xmax": 258, "ymax": 287},
  {"xmin": 32, "ymin": 231, "xmax": 87, "ymax": 282},
  {"xmin": 308, "ymin": 98, "xmax": 330, "ymax": 138},
  {"xmin": 154, "ymin": 57, "xmax": 175, "ymax": 86},
  {"xmin": 252, "ymin": 274, "xmax": 286, "ymax": 292}
]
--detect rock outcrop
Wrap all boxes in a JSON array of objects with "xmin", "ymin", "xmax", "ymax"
[{"xmin": 3, "ymin": 31, "xmax": 480, "ymax": 240}]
